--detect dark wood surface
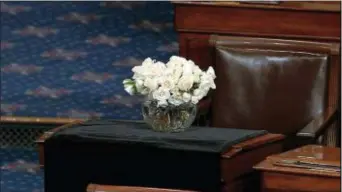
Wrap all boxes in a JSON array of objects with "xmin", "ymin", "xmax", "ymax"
[
  {"xmin": 36, "ymin": 120, "xmax": 82, "ymax": 167},
  {"xmin": 254, "ymin": 145, "xmax": 341, "ymax": 192},
  {"xmin": 174, "ymin": 1, "xmax": 340, "ymax": 12},
  {"xmin": 174, "ymin": 1, "xmax": 341, "ymax": 69},
  {"xmin": 38, "ymin": 122, "xmax": 285, "ymax": 192}
]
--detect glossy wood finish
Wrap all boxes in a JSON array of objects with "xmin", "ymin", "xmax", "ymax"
[
  {"xmin": 36, "ymin": 120, "xmax": 82, "ymax": 167},
  {"xmin": 175, "ymin": 6, "xmax": 340, "ymax": 42},
  {"xmin": 272, "ymin": 145, "xmax": 340, "ymax": 164},
  {"xmin": 254, "ymin": 145, "xmax": 341, "ymax": 192},
  {"xmin": 174, "ymin": 1, "xmax": 341, "ymax": 68},
  {"xmin": 87, "ymin": 184, "xmax": 197, "ymax": 192},
  {"xmin": 220, "ymin": 134, "xmax": 284, "ymax": 191},
  {"xmin": 175, "ymin": 1, "xmax": 340, "ymax": 12},
  {"xmin": 173, "ymin": 1, "xmax": 341, "ymax": 146}
]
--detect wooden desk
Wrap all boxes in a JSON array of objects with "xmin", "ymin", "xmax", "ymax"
[
  {"xmin": 173, "ymin": 1, "xmax": 341, "ymax": 146},
  {"xmin": 254, "ymin": 145, "xmax": 341, "ymax": 192},
  {"xmin": 37, "ymin": 123, "xmax": 284, "ymax": 192}
]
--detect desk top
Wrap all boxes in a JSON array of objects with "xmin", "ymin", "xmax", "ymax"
[
  {"xmin": 254, "ymin": 145, "xmax": 341, "ymax": 177},
  {"xmin": 173, "ymin": 1, "xmax": 341, "ymax": 12}
]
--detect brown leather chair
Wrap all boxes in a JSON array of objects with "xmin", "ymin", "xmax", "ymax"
[
  {"xmin": 87, "ymin": 184, "xmax": 197, "ymax": 192},
  {"xmin": 206, "ymin": 35, "xmax": 340, "ymax": 148}
]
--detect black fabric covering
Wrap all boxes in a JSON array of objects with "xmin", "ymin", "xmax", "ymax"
[{"xmin": 44, "ymin": 120, "xmax": 267, "ymax": 192}]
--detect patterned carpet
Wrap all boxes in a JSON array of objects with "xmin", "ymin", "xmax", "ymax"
[
  {"xmin": 1, "ymin": 2, "xmax": 177, "ymax": 191},
  {"xmin": 1, "ymin": 148, "xmax": 43, "ymax": 192},
  {"xmin": 1, "ymin": 1, "xmax": 177, "ymax": 120}
]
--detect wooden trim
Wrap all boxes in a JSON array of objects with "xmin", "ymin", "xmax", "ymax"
[
  {"xmin": 210, "ymin": 35, "xmax": 340, "ymax": 55},
  {"xmin": 261, "ymin": 171, "xmax": 341, "ymax": 192},
  {"xmin": 176, "ymin": 30, "xmax": 341, "ymax": 42},
  {"xmin": 1, "ymin": 116, "xmax": 84, "ymax": 124},
  {"xmin": 174, "ymin": 5, "xmax": 340, "ymax": 40},
  {"xmin": 223, "ymin": 134, "xmax": 284, "ymax": 158},
  {"xmin": 172, "ymin": 2, "xmax": 341, "ymax": 12},
  {"xmin": 36, "ymin": 120, "xmax": 83, "ymax": 167}
]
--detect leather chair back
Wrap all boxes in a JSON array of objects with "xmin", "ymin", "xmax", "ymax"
[{"xmin": 209, "ymin": 35, "xmax": 340, "ymax": 135}]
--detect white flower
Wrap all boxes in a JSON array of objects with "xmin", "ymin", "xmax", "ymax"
[
  {"xmin": 123, "ymin": 79, "xmax": 133, "ymax": 85},
  {"xmin": 132, "ymin": 66, "xmax": 144, "ymax": 77},
  {"xmin": 182, "ymin": 92, "xmax": 191, "ymax": 103},
  {"xmin": 170, "ymin": 87, "xmax": 181, "ymax": 97},
  {"xmin": 191, "ymin": 96, "xmax": 200, "ymax": 104},
  {"xmin": 166, "ymin": 60, "xmax": 183, "ymax": 71},
  {"xmin": 152, "ymin": 87, "xmax": 171, "ymax": 102},
  {"xmin": 182, "ymin": 60, "xmax": 194, "ymax": 75},
  {"xmin": 206, "ymin": 66, "xmax": 216, "ymax": 79},
  {"xmin": 123, "ymin": 56, "xmax": 216, "ymax": 105},
  {"xmin": 169, "ymin": 55, "xmax": 187, "ymax": 65},
  {"xmin": 177, "ymin": 75, "xmax": 194, "ymax": 91},
  {"xmin": 168, "ymin": 97, "xmax": 183, "ymax": 106},
  {"xmin": 200, "ymin": 73, "xmax": 216, "ymax": 89},
  {"xmin": 193, "ymin": 88, "xmax": 208, "ymax": 100},
  {"xmin": 144, "ymin": 77, "xmax": 159, "ymax": 91},
  {"xmin": 166, "ymin": 61, "xmax": 182, "ymax": 81},
  {"xmin": 133, "ymin": 58, "xmax": 165, "ymax": 79},
  {"xmin": 172, "ymin": 68, "xmax": 183, "ymax": 83},
  {"xmin": 193, "ymin": 65, "xmax": 202, "ymax": 76},
  {"xmin": 124, "ymin": 84, "xmax": 135, "ymax": 95},
  {"xmin": 140, "ymin": 88, "xmax": 149, "ymax": 95},
  {"xmin": 123, "ymin": 79, "xmax": 136, "ymax": 95},
  {"xmin": 152, "ymin": 61, "xmax": 166, "ymax": 75},
  {"xmin": 193, "ymin": 66, "xmax": 202, "ymax": 83},
  {"xmin": 160, "ymin": 76, "xmax": 175, "ymax": 90},
  {"xmin": 167, "ymin": 88, "xmax": 183, "ymax": 106},
  {"xmin": 157, "ymin": 99, "xmax": 168, "ymax": 107},
  {"xmin": 142, "ymin": 57, "xmax": 154, "ymax": 67},
  {"xmin": 135, "ymin": 79, "xmax": 144, "ymax": 92}
]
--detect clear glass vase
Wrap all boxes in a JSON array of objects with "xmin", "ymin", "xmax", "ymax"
[{"xmin": 142, "ymin": 99, "xmax": 197, "ymax": 132}]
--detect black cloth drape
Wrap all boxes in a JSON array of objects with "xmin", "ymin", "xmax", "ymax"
[{"xmin": 45, "ymin": 120, "xmax": 267, "ymax": 192}]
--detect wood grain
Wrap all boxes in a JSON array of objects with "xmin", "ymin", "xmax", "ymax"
[{"xmin": 255, "ymin": 145, "xmax": 341, "ymax": 192}]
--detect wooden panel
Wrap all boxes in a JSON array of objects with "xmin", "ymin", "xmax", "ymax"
[
  {"xmin": 325, "ymin": 53, "xmax": 340, "ymax": 146},
  {"xmin": 173, "ymin": 1, "xmax": 341, "ymax": 12},
  {"xmin": 175, "ymin": 4, "xmax": 340, "ymax": 40},
  {"xmin": 255, "ymin": 147, "xmax": 340, "ymax": 178},
  {"xmin": 179, "ymin": 34, "xmax": 211, "ymax": 69},
  {"xmin": 221, "ymin": 139, "xmax": 283, "ymax": 183},
  {"xmin": 261, "ymin": 172, "xmax": 340, "ymax": 192}
]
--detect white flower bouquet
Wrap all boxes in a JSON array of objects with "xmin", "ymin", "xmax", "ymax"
[{"xmin": 123, "ymin": 55, "xmax": 216, "ymax": 132}]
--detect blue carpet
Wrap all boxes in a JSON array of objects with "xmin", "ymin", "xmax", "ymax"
[
  {"xmin": 1, "ymin": 148, "xmax": 43, "ymax": 192},
  {"xmin": 1, "ymin": 1, "xmax": 177, "ymax": 120},
  {"xmin": 1, "ymin": 2, "xmax": 177, "ymax": 191}
]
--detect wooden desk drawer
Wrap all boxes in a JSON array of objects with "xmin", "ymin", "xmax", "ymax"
[{"xmin": 262, "ymin": 172, "xmax": 340, "ymax": 192}]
